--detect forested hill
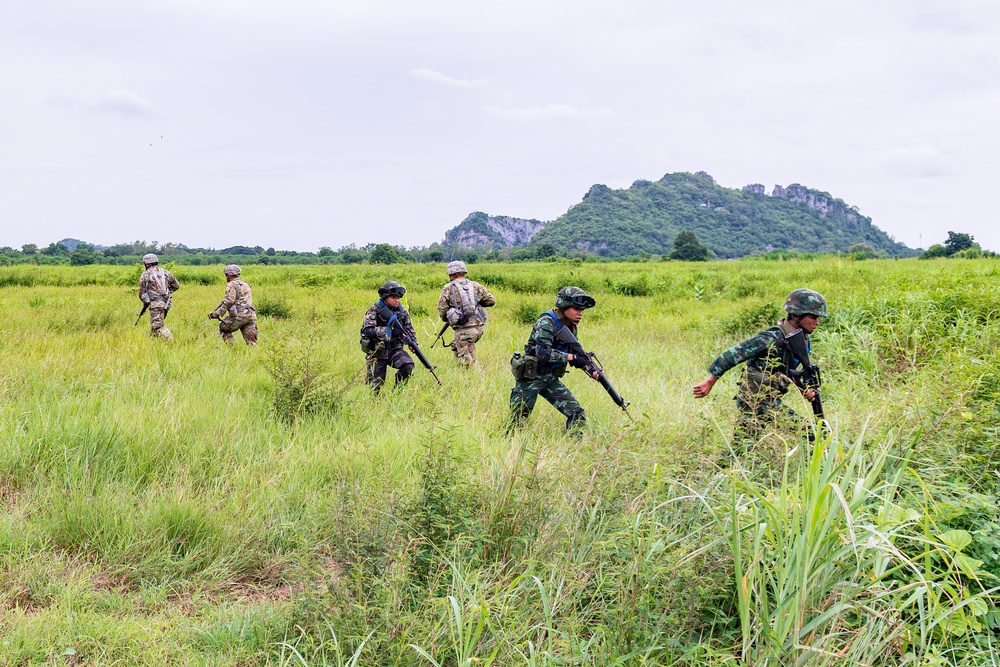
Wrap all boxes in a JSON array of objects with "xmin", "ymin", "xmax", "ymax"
[{"xmin": 447, "ymin": 172, "xmax": 916, "ymax": 258}]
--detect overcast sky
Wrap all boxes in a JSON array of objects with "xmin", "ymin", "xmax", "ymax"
[{"xmin": 2, "ymin": 0, "xmax": 998, "ymax": 251}]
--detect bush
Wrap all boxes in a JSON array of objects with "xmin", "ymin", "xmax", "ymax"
[{"xmin": 256, "ymin": 297, "xmax": 292, "ymax": 319}]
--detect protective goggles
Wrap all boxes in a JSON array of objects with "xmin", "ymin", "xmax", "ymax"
[
  {"xmin": 565, "ymin": 294, "xmax": 596, "ymax": 309},
  {"xmin": 380, "ymin": 285, "xmax": 406, "ymax": 297}
]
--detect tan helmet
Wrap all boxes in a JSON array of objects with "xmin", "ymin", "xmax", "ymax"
[
  {"xmin": 142, "ymin": 253, "xmax": 159, "ymax": 265},
  {"xmin": 447, "ymin": 260, "xmax": 468, "ymax": 276},
  {"xmin": 224, "ymin": 264, "xmax": 242, "ymax": 276}
]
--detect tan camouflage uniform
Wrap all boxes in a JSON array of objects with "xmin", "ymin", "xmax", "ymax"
[
  {"xmin": 138, "ymin": 266, "xmax": 180, "ymax": 340},
  {"xmin": 436, "ymin": 278, "xmax": 495, "ymax": 365},
  {"xmin": 212, "ymin": 279, "xmax": 258, "ymax": 345}
]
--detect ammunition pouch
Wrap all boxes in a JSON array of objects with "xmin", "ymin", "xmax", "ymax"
[
  {"xmin": 360, "ymin": 337, "xmax": 379, "ymax": 355},
  {"xmin": 551, "ymin": 363, "xmax": 567, "ymax": 378},
  {"xmin": 511, "ymin": 353, "xmax": 538, "ymax": 381},
  {"xmin": 742, "ymin": 368, "xmax": 790, "ymax": 397}
]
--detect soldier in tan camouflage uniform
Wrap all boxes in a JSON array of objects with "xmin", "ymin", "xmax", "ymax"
[
  {"xmin": 436, "ymin": 260, "xmax": 496, "ymax": 366},
  {"xmin": 208, "ymin": 264, "xmax": 258, "ymax": 345},
  {"xmin": 138, "ymin": 253, "xmax": 180, "ymax": 340}
]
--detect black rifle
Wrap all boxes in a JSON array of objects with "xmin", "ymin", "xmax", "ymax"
[
  {"xmin": 134, "ymin": 303, "xmax": 149, "ymax": 326},
  {"xmin": 430, "ymin": 322, "xmax": 451, "ymax": 349},
  {"xmin": 783, "ymin": 328, "xmax": 826, "ymax": 436},
  {"xmin": 375, "ymin": 303, "xmax": 442, "ymax": 386},
  {"xmin": 552, "ymin": 325, "xmax": 630, "ymax": 415}
]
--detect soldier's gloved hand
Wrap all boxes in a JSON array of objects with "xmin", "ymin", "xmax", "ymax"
[
  {"xmin": 208, "ymin": 312, "xmax": 219, "ymax": 319},
  {"xmin": 569, "ymin": 354, "xmax": 589, "ymax": 369}
]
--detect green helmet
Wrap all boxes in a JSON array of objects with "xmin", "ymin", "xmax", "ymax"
[
  {"xmin": 378, "ymin": 280, "xmax": 406, "ymax": 298},
  {"xmin": 783, "ymin": 288, "xmax": 827, "ymax": 317},
  {"xmin": 555, "ymin": 286, "xmax": 596, "ymax": 310}
]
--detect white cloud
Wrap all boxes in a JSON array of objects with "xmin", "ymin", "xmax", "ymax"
[
  {"xmin": 97, "ymin": 89, "xmax": 159, "ymax": 118},
  {"xmin": 485, "ymin": 103, "xmax": 616, "ymax": 122},
  {"xmin": 409, "ymin": 67, "xmax": 485, "ymax": 89}
]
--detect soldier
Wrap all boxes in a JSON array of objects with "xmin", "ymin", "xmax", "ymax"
[
  {"xmin": 436, "ymin": 260, "xmax": 496, "ymax": 366},
  {"xmin": 208, "ymin": 264, "xmax": 258, "ymax": 345},
  {"xmin": 508, "ymin": 286, "xmax": 601, "ymax": 434},
  {"xmin": 138, "ymin": 253, "xmax": 180, "ymax": 340},
  {"xmin": 360, "ymin": 281, "xmax": 417, "ymax": 394},
  {"xmin": 692, "ymin": 288, "xmax": 827, "ymax": 445}
]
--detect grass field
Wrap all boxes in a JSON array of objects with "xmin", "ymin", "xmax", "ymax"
[{"xmin": 1, "ymin": 258, "xmax": 1000, "ymax": 665}]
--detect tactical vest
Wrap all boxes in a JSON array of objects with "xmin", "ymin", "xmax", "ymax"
[
  {"xmin": 447, "ymin": 279, "xmax": 486, "ymax": 327},
  {"xmin": 743, "ymin": 319, "xmax": 805, "ymax": 397},
  {"xmin": 144, "ymin": 268, "xmax": 172, "ymax": 305},
  {"xmin": 229, "ymin": 280, "xmax": 256, "ymax": 318}
]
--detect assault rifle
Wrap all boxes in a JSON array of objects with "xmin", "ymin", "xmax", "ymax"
[
  {"xmin": 783, "ymin": 328, "xmax": 826, "ymax": 437},
  {"xmin": 375, "ymin": 303, "xmax": 442, "ymax": 386},
  {"xmin": 552, "ymin": 326, "xmax": 630, "ymax": 415},
  {"xmin": 430, "ymin": 322, "xmax": 451, "ymax": 349},
  {"xmin": 134, "ymin": 303, "xmax": 149, "ymax": 326}
]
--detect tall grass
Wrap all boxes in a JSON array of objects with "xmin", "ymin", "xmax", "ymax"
[{"xmin": 0, "ymin": 258, "xmax": 998, "ymax": 664}]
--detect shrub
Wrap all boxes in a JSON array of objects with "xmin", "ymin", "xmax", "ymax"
[{"xmin": 256, "ymin": 297, "xmax": 292, "ymax": 319}]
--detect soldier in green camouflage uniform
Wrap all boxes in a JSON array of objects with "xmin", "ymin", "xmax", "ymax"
[
  {"xmin": 437, "ymin": 260, "xmax": 496, "ymax": 366},
  {"xmin": 138, "ymin": 253, "xmax": 180, "ymax": 340},
  {"xmin": 693, "ymin": 288, "xmax": 827, "ymax": 444},
  {"xmin": 208, "ymin": 264, "xmax": 258, "ymax": 345},
  {"xmin": 507, "ymin": 286, "xmax": 601, "ymax": 434},
  {"xmin": 360, "ymin": 281, "xmax": 417, "ymax": 394}
]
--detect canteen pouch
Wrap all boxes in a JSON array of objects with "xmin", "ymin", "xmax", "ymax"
[{"xmin": 511, "ymin": 353, "xmax": 538, "ymax": 380}]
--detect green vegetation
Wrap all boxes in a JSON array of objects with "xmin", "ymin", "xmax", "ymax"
[
  {"xmin": 923, "ymin": 231, "xmax": 997, "ymax": 259},
  {"xmin": 0, "ymin": 258, "xmax": 999, "ymax": 664},
  {"xmin": 528, "ymin": 172, "xmax": 916, "ymax": 258}
]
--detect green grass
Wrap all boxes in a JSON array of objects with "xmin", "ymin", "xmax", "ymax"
[{"xmin": 1, "ymin": 258, "xmax": 999, "ymax": 665}]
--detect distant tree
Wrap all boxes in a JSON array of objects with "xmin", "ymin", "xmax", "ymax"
[
  {"xmin": 318, "ymin": 246, "xmax": 334, "ymax": 257},
  {"xmin": 266, "ymin": 247, "xmax": 276, "ymax": 256},
  {"xmin": 41, "ymin": 242, "xmax": 69, "ymax": 256},
  {"xmin": 848, "ymin": 242, "xmax": 878, "ymax": 260},
  {"xmin": 922, "ymin": 244, "xmax": 948, "ymax": 259},
  {"xmin": 69, "ymin": 244, "xmax": 98, "ymax": 266},
  {"xmin": 21, "ymin": 244, "xmax": 38, "ymax": 254},
  {"xmin": 465, "ymin": 251, "xmax": 480, "ymax": 264},
  {"xmin": 423, "ymin": 249, "xmax": 445, "ymax": 263},
  {"xmin": 369, "ymin": 243, "xmax": 402, "ymax": 264},
  {"xmin": 944, "ymin": 231, "xmax": 975, "ymax": 255},
  {"xmin": 669, "ymin": 230, "xmax": 710, "ymax": 261},
  {"xmin": 535, "ymin": 243, "xmax": 557, "ymax": 259}
]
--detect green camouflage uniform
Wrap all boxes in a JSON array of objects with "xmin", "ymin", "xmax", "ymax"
[
  {"xmin": 361, "ymin": 301, "xmax": 416, "ymax": 393},
  {"xmin": 212, "ymin": 279, "xmax": 258, "ymax": 345},
  {"xmin": 437, "ymin": 278, "xmax": 496, "ymax": 366},
  {"xmin": 138, "ymin": 266, "xmax": 180, "ymax": 340},
  {"xmin": 708, "ymin": 318, "xmax": 806, "ymax": 443},
  {"xmin": 509, "ymin": 310, "xmax": 586, "ymax": 432}
]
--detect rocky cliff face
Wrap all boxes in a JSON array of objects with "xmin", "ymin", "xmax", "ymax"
[
  {"xmin": 771, "ymin": 184, "xmax": 866, "ymax": 227},
  {"xmin": 443, "ymin": 211, "xmax": 548, "ymax": 249}
]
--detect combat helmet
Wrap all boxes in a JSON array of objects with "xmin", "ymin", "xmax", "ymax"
[
  {"xmin": 446, "ymin": 260, "xmax": 468, "ymax": 276},
  {"xmin": 378, "ymin": 280, "xmax": 406, "ymax": 298},
  {"xmin": 142, "ymin": 253, "xmax": 159, "ymax": 265},
  {"xmin": 783, "ymin": 288, "xmax": 827, "ymax": 317},
  {"xmin": 555, "ymin": 286, "xmax": 596, "ymax": 310},
  {"xmin": 224, "ymin": 264, "xmax": 242, "ymax": 276}
]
